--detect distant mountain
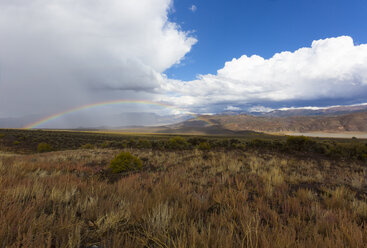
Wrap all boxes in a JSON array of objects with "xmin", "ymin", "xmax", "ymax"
[
  {"xmin": 2, "ymin": 104, "xmax": 367, "ymax": 132},
  {"xmin": 162, "ymin": 111, "xmax": 367, "ymax": 134},
  {"xmin": 220, "ymin": 104, "xmax": 367, "ymax": 117},
  {"xmin": 261, "ymin": 104, "xmax": 367, "ymax": 117}
]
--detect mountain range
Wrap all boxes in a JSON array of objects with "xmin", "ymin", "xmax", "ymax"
[
  {"xmin": 159, "ymin": 105, "xmax": 367, "ymax": 135},
  {"xmin": 1, "ymin": 104, "xmax": 367, "ymax": 136}
]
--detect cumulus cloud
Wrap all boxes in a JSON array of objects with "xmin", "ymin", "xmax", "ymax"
[
  {"xmin": 163, "ymin": 36, "xmax": 367, "ymax": 111},
  {"xmin": 0, "ymin": 0, "xmax": 196, "ymax": 117}
]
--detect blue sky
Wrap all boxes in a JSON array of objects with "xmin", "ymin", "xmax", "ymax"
[{"xmin": 166, "ymin": 0, "xmax": 367, "ymax": 81}]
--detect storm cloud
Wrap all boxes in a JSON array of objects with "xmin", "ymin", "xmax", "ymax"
[{"xmin": 0, "ymin": 0, "xmax": 196, "ymax": 117}]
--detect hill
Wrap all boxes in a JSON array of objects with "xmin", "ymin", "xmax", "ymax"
[{"xmin": 162, "ymin": 111, "xmax": 367, "ymax": 134}]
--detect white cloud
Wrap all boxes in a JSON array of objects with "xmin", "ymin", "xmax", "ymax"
[
  {"xmin": 248, "ymin": 106, "xmax": 274, "ymax": 113},
  {"xmin": 0, "ymin": 0, "xmax": 196, "ymax": 116},
  {"xmin": 278, "ymin": 102, "xmax": 367, "ymax": 111},
  {"xmin": 189, "ymin": 5, "xmax": 197, "ymax": 12},
  {"xmin": 163, "ymin": 36, "xmax": 367, "ymax": 111},
  {"xmin": 225, "ymin": 106, "xmax": 241, "ymax": 111}
]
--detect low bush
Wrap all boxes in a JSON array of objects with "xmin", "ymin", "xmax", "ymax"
[
  {"xmin": 197, "ymin": 141, "xmax": 211, "ymax": 151},
  {"xmin": 230, "ymin": 138, "xmax": 241, "ymax": 144},
  {"xmin": 128, "ymin": 139, "xmax": 137, "ymax": 147},
  {"xmin": 327, "ymin": 143, "xmax": 367, "ymax": 161},
  {"xmin": 286, "ymin": 136, "xmax": 313, "ymax": 151},
  {"xmin": 101, "ymin": 141, "xmax": 112, "ymax": 148},
  {"xmin": 247, "ymin": 139, "xmax": 273, "ymax": 149},
  {"xmin": 151, "ymin": 140, "xmax": 166, "ymax": 150},
  {"xmin": 211, "ymin": 139, "xmax": 230, "ymax": 148},
  {"xmin": 188, "ymin": 137, "xmax": 207, "ymax": 146},
  {"xmin": 167, "ymin": 136, "xmax": 189, "ymax": 150},
  {"xmin": 37, "ymin": 142, "xmax": 52, "ymax": 153},
  {"xmin": 136, "ymin": 139, "xmax": 152, "ymax": 149},
  {"xmin": 109, "ymin": 152, "xmax": 143, "ymax": 173},
  {"xmin": 81, "ymin": 143, "xmax": 94, "ymax": 149},
  {"xmin": 116, "ymin": 140, "xmax": 128, "ymax": 149}
]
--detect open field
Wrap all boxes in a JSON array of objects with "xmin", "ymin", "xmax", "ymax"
[
  {"xmin": 0, "ymin": 129, "xmax": 367, "ymax": 247},
  {"xmin": 0, "ymin": 129, "xmax": 273, "ymax": 154}
]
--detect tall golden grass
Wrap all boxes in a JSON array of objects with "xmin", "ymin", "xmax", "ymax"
[{"xmin": 0, "ymin": 148, "xmax": 366, "ymax": 247}]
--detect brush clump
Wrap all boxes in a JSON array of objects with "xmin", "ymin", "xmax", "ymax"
[{"xmin": 109, "ymin": 151, "xmax": 143, "ymax": 173}]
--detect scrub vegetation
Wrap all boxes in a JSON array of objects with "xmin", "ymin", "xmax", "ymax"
[
  {"xmin": 0, "ymin": 129, "xmax": 367, "ymax": 247},
  {"xmin": 109, "ymin": 152, "xmax": 143, "ymax": 173}
]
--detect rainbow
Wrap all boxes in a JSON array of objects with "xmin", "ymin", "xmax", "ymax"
[{"xmin": 23, "ymin": 100, "xmax": 199, "ymax": 129}]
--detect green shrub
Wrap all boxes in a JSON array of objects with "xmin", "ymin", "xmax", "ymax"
[
  {"xmin": 0, "ymin": 133, "xmax": 4, "ymax": 138},
  {"xmin": 272, "ymin": 140, "xmax": 285, "ymax": 150},
  {"xmin": 128, "ymin": 139, "xmax": 137, "ymax": 148},
  {"xmin": 151, "ymin": 140, "xmax": 166, "ymax": 150},
  {"xmin": 37, "ymin": 142, "xmax": 52, "ymax": 153},
  {"xmin": 230, "ymin": 138, "xmax": 241, "ymax": 145},
  {"xmin": 116, "ymin": 140, "xmax": 128, "ymax": 149},
  {"xmin": 188, "ymin": 137, "xmax": 207, "ymax": 146},
  {"xmin": 109, "ymin": 152, "xmax": 143, "ymax": 173},
  {"xmin": 109, "ymin": 141, "xmax": 119, "ymax": 148},
  {"xmin": 286, "ymin": 136, "xmax": 313, "ymax": 151},
  {"xmin": 234, "ymin": 143, "xmax": 247, "ymax": 150},
  {"xmin": 167, "ymin": 136, "xmax": 189, "ymax": 150},
  {"xmin": 13, "ymin": 140, "xmax": 20, "ymax": 145},
  {"xmin": 101, "ymin": 141, "xmax": 112, "ymax": 148},
  {"xmin": 312, "ymin": 142, "xmax": 329, "ymax": 154},
  {"xmin": 247, "ymin": 139, "xmax": 272, "ymax": 149},
  {"xmin": 211, "ymin": 139, "xmax": 230, "ymax": 148},
  {"xmin": 81, "ymin": 143, "xmax": 94, "ymax": 149},
  {"xmin": 197, "ymin": 142, "xmax": 211, "ymax": 151},
  {"xmin": 136, "ymin": 139, "xmax": 152, "ymax": 149},
  {"xmin": 332, "ymin": 143, "xmax": 367, "ymax": 160}
]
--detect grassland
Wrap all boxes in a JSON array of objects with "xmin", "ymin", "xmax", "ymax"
[{"xmin": 0, "ymin": 129, "xmax": 367, "ymax": 247}]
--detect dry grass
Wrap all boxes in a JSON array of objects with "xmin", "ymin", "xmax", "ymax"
[{"xmin": 0, "ymin": 148, "xmax": 367, "ymax": 248}]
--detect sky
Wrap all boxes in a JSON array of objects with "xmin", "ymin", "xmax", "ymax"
[
  {"xmin": 0, "ymin": 0, "xmax": 367, "ymax": 128},
  {"xmin": 166, "ymin": 0, "xmax": 367, "ymax": 81}
]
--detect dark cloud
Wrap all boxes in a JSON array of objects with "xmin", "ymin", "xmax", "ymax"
[{"xmin": 0, "ymin": 0, "xmax": 196, "ymax": 120}]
